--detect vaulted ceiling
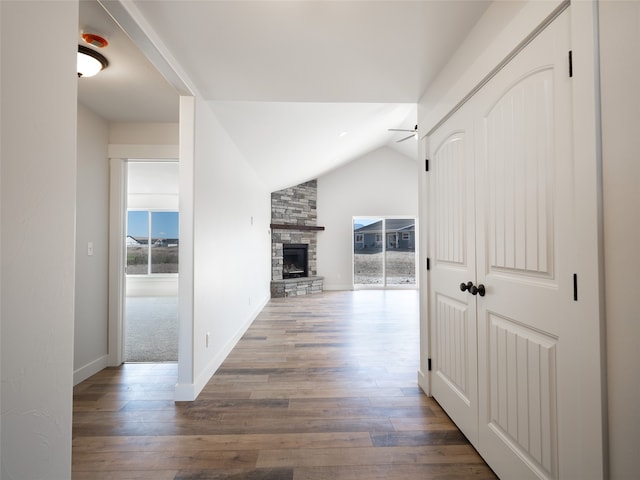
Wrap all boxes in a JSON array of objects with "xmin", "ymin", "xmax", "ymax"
[{"xmin": 78, "ymin": 0, "xmax": 490, "ymax": 190}]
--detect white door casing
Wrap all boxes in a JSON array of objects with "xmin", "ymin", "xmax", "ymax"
[{"xmin": 428, "ymin": 9, "xmax": 603, "ymax": 480}]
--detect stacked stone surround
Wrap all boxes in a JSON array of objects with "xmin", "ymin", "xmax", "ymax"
[
  {"xmin": 271, "ymin": 277, "xmax": 324, "ymax": 298},
  {"xmin": 271, "ymin": 180, "xmax": 323, "ymax": 297},
  {"xmin": 271, "ymin": 231, "xmax": 318, "ymax": 279},
  {"xmin": 271, "ymin": 180, "xmax": 318, "ymax": 227}
]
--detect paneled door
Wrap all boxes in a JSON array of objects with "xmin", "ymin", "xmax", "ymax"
[
  {"xmin": 428, "ymin": 106, "xmax": 479, "ymax": 448},
  {"xmin": 428, "ymin": 9, "xmax": 602, "ymax": 479},
  {"xmin": 474, "ymin": 11, "xmax": 572, "ymax": 480}
]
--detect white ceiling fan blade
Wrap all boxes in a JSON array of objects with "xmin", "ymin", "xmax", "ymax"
[
  {"xmin": 388, "ymin": 128, "xmax": 415, "ymax": 132},
  {"xmin": 396, "ymin": 134, "xmax": 416, "ymax": 143}
]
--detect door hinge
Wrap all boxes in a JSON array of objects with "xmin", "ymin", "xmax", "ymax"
[
  {"xmin": 573, "ymin": 273, "xmax": 578, "ymax": 301},
  {"xmin": 426, "ymin": 257, "xmax": 430, "ymax": 271},
  {"xmin": 425, "ymin": 158, "xmax": 429, "ymax": 172},
  {"xmin": 568, "ymin": 50, "xmax": 573, "ymax": 78},
  {"xmin": 427, "ymin": 358, "xmax": 432, "ymax": 371}
]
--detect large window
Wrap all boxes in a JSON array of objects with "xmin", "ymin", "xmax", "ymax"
[
  {"xmin": 353, "ymin": 217, "xmax": 416, "ymax": 287},
  {"xmin": 127, "ymin": 210, "xmax": 179, "ymax": 275}
]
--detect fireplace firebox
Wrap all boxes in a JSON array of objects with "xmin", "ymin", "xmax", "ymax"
[{"xmin": 282, "ymin": 244, "xmax": 308, "ymax": 279}]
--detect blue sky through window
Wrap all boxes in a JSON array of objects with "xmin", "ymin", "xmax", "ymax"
[
  {"xmin": 151, "ymin": 212, "xmax": 179, "ymax": 239},
  {"xmin": 128, "ymin": 211, "xmax": 179, "ymax": 239},
  {"xmin": 128, "ymin": 211, "xmax": 148, "ymax": 238}
]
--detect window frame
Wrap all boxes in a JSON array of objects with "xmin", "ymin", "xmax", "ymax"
[{"xmin": 126, "ymin": 209, "xmax": 179, "ymax": 276}]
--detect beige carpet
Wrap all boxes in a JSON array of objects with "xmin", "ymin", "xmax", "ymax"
[{"xmin": 125, "ymin": 296, "xmax": 178, "ymax": 362}]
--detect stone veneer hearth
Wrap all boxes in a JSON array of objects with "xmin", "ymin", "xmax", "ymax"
[{"xmin": 270, "ymin": 180, "xmax": 324, "ymax": 297}]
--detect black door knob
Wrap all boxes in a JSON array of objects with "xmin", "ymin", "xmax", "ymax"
[
  {"xmin": 460, "ymin": 281, "xmax": 473, "ymax": 292},
  {"xmin": 470, "ymin": 284, "xmax": 486, "ymax": 296}
]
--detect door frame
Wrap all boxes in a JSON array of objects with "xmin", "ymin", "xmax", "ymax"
[{"xmin": 107, "ymin": 148, "xmax": 179, "ymax": 367}]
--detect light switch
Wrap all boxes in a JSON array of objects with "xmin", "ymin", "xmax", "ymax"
[{"xmin": 87, "ymin": 242, "xmax": 94, "ymax": 256}]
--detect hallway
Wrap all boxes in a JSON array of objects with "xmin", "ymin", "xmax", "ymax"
[{"xmin": 72, "ymin": 290, "xmax": 496, "ymax": 479}]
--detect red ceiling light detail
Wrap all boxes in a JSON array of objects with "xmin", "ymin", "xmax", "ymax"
[{"xmin": 82, "ymin": 33, "xmax": 108, "ymax": 48}]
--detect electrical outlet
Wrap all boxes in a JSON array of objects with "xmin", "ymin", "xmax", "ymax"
[{"xmin": 87, "ymin": 242, "xmax": 94, "ymax": 256}]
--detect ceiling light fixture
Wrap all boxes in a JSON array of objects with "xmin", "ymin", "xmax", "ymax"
[{"xmin": 77, "ymin": 45, "xmax": 108, "ymax": 78}]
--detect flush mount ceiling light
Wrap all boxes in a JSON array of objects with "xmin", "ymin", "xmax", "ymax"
[{"xmin": 77, "ymin": 45, "xmax": 108, "ymax": 78}]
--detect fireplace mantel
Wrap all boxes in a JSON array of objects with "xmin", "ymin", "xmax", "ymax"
[{"xmin": 270, "ymin": 223, "xmax": 325, "ymax": 231}]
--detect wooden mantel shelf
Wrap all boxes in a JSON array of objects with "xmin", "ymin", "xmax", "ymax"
[{"xmin": 270, "ymin": 223, "xmax": 325, "ymax": 231}]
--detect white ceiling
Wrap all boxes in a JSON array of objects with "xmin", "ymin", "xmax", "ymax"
[
  {"xmin": 78, "ymin": 1, "xmax": 179, "ymax": 122},
  {"xmin": 78, "ymin": 0, "xmax": 491, "ymax": 190}
]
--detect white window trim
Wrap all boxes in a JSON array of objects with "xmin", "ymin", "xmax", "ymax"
[{"xmin": 127, "ymin": 209, "xmax": 179, "ymax": 276}]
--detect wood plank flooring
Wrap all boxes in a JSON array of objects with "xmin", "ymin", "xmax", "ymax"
[{"xmin": 73, "ymin": 290, "xmax": 496, "ymax": 479}]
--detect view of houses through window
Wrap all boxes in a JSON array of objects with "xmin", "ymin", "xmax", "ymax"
[
  {"xmin": 126, "ymin": 210, "xmax": 179, "ymax": 275},
  {"xmin": 353, "ymin": 217, "xmax": 416, "ymax": 287}
]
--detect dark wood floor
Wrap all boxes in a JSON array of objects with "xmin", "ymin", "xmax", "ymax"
[{"xmin": 73, "ymin": 290, "xmax": 496, "ymax": 479}]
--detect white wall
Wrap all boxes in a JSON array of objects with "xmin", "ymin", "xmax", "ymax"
[
  {"xmin": 108, "ymin": 122, "xmax": 179, "ymax": 160},
  {"xmin": 599, "ymin": 2, "xmax": 640, "ymax": 477},
  {"xmin": 74, "ymin": 103, "xmax": 110, "ymax": 385},
  {"xmin": 1, "ymin": 2, "xmax": 3, "ymax": 468},
  {"xmin": 110, "ymin": 122, "xmax": 178, "ymax": 145},
  {"xmin": 75, "ymin": 120, "xmax": 179, "ymax": 380},
  {"xmin": 317, "ymin": 147, "xmax": 419, "ymax": 290},
  {"xmin": 1, "ymin": 1, "xmax": 78, "ymax": 478},
  {"xmin": 183, "ymin": 97, "xmax": 271, "ymax": 398}
]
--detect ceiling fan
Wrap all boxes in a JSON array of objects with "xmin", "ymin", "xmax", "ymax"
[{"xmin": 388, "ymin": 124, "xmax": 418, "ymax": 143}]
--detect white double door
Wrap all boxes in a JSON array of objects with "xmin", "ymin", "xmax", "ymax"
[{"xmin": 428, "ymin": 10, "xmax": 601, "ymax": 480}]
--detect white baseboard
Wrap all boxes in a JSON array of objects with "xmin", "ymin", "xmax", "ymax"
[
  {"xmin": 417, "ymin": 368, "xmax": 430, "ymax": 396},
  {"xmin": 174, "ymin": 382, "xmax": 196, "ymax": 401},
  {"xmin": 74, "ymin": 355, "xmax": 108, "ymax": 386},
  {"xmin": 174, "ymin": 295, "xmax": 270, "ymax": 401}
]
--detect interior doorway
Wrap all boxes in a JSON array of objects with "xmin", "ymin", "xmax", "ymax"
[
  {"xmin": 353, "ymin": 216, "xmax": 418, "ymax": 289},
  {"xmin": 125, "ymin": 161, "xmax": 179, "ymax": 362}
]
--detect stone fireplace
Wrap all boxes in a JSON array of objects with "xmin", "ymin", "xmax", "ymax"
[{"xmin": 270, "ymin": 180, "xmax": 324, "ymax": 297}]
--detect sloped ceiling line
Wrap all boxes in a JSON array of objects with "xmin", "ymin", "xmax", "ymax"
[{"xmin": 80, "ymin": 0, "xmax": 491, "ymax": 189}]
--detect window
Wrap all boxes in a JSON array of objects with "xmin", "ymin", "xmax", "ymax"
[
  {"xmin": 353, "ymin": 217, "xmax": 417, "ymax": 287},
  {"xmin": 127, "ymin": 210, "xmax": 179, "ymax": 275}
]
